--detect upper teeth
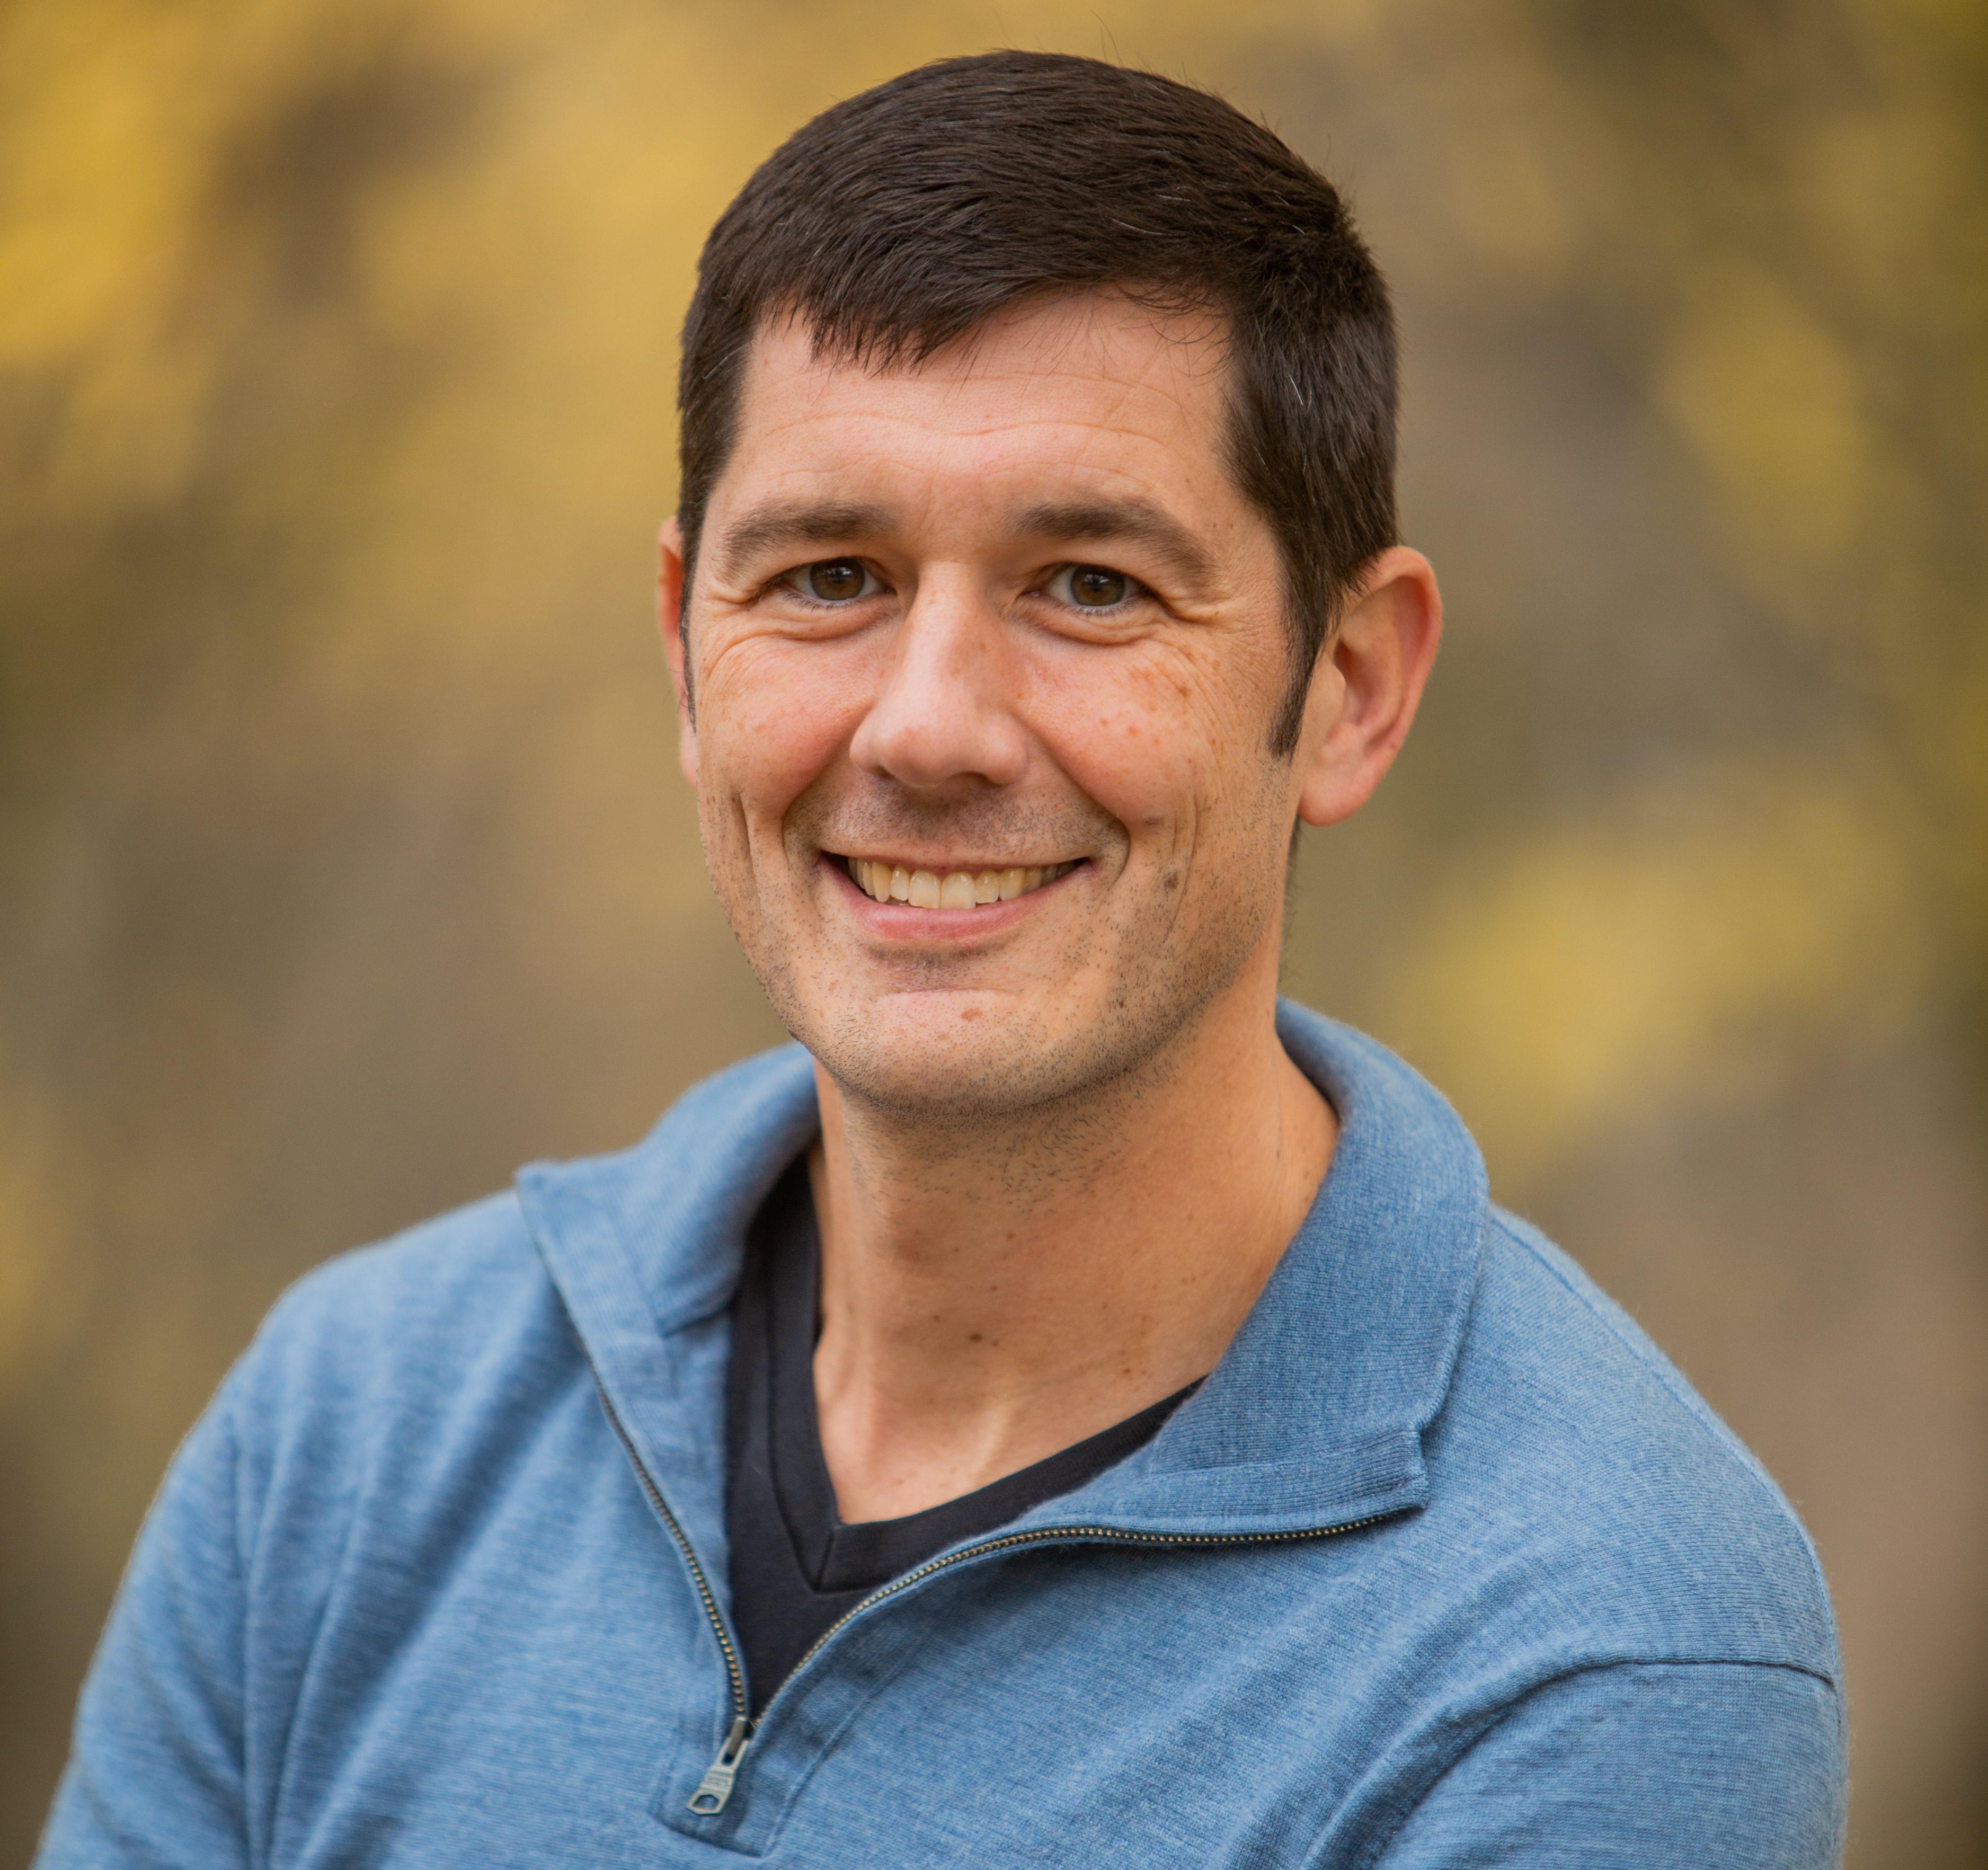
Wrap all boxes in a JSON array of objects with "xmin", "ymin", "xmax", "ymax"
[{"xmin": 847, "ymin": 858, "xmax": 1074, "ymax": 908}]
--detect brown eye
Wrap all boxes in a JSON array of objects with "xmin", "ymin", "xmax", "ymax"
[
  {"xmin": 807, "ymin": 560, "xmax": 868, "ymax": 601},
  {"xmin": 1068, "ymin": 565, "xmax": 1128, "ymax": 607}
]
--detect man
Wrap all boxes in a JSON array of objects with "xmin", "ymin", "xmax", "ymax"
[{"xmin": 39, "ymin": 52, "xmax": 1844, "ymax": 1867}]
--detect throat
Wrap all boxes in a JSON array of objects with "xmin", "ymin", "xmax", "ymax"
[{"xmin": 803, "ymin": 992, "xmax": 1337, "ymax": 1523}]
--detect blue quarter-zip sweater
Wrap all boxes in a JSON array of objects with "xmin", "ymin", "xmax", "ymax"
[{"xmin": 38, "ymin": 1006, "xmax": 1846, "ymax": 1866}]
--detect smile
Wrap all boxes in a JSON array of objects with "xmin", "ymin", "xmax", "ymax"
[{"xmin": 840, "ymin": 856, "xmax": 1079, "ymax": 909}]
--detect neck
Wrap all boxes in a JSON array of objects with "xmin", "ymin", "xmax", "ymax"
[{"xmin": 809, "ymin": 962, "xmax": 1336, "ymax": 1521}]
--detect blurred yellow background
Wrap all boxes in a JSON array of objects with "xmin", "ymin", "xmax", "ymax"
[{"xmin": 2, "ymin": 0, "xmax": 1983, "ymax": 1862}]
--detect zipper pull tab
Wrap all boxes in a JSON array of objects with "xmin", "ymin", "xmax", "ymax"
[{"xmin": 687, "ymin": 1715, "xmax": 750, "ymax": 1815}]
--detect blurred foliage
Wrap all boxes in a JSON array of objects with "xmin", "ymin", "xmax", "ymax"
[
  {"xmin": 1, "ymin": 0, "xmax": 1983, "ymax": 1863},
  {"xmin": 1273, "ymin": 0, "xmax": 1988, "ymax": 1175}
]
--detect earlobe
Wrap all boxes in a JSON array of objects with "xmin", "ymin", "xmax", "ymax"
[
  {"xmin": 1294, "ymin": 547, "xmax": 1442, "ymax": 829},
  {"xmin": 658, "ymin": 520, "xmax": 699, "ymax": 791},
  {"xmin": 1291, "ymin": 650, "xmax": 1350, "ymax": 825}
]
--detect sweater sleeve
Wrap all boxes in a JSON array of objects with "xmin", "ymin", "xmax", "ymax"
[
  {"xmin": 1368, "ymin": 1661, "xmax": 1847, "ymax": 1870},
  {"xmin": 34, "ymin": 1367, "xmax": 253, "ymax": 1870}
]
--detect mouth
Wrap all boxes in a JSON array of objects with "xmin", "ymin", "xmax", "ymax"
[{"xmin": 837, "ymin": 855, "xmax": 1081, "ymax": 909}]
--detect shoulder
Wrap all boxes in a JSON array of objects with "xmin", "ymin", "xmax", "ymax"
[
  {"xmin": 1424, "ymin": 1205, "xmax": 1839, "ymax": 1684},
  {"xmin": 252, "ymin": 1187, "xmax": 559, "ymax": 1385},
  {"xmin": 224, "ymin": 1039, "xmax": 818, "ymax": 1478},
  {"xmin": 223, "ymin": 1190, "xmax": 581, "ymax": 1508}
]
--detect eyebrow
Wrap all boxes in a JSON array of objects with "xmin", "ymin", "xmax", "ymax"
[
  {"xmin": 1015, "ymin": 499, "xmax": 1218, "ymax": 592},
  {"xmin": 710, "ymin": 500, "xmax": 895, "ymax": 583},
  {"xmin": 708, "ymin": 493, "xmax": 1220, "ymax": 592}
]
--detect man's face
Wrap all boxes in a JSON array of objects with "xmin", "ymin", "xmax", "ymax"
[{"xmin": 668, "ymin": 293, "xmax": 1313, "ymax": 1119}]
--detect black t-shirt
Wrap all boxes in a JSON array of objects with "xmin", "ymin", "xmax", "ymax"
[{"xmin": 724, "ymin": 1157, "xmax": 1197, "ymax": 1719}]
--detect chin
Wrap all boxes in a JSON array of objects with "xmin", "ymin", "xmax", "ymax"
[
  {"xmin": 802, "ymin": 980, "xmax": 1200, "ymax": 1130},
  {"xmin": 803, "ymin": 1000, "xmax": 1050, "ymax": 1117}
]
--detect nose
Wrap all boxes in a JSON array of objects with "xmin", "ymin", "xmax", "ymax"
[{"xmin": 848, "ymin": 577, "xmax": 1030, "ymax": 791}]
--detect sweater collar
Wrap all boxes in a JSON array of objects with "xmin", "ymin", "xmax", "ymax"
[{"xmin": 517, "ymin": 1000, "xmax": 1485, "ymax": 1541}]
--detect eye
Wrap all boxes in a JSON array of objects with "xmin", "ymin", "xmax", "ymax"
[
  {"xmin": 1051, "ymin": 564, "xmax": 1134, "ymax": 609},
  {"xmin": 797, "ymin": 558, "xmax": 873, "ymax": 602}
]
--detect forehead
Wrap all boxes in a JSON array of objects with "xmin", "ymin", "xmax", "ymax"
[{"xmin": 716, "ymin": 294, "xmax": 1242, "ymax": 522}]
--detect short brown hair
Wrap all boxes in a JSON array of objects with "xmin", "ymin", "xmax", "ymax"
[{"xmin": 677, "ymin": 51, "xmax": 1397, "ymax": 754}]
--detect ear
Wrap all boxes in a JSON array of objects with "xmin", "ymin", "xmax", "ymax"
[
  {"xmin": 658, "ymin": 517, "xmax": 698, "ymax": 791},
  {"xmin": 1292, "ymin": 546, "xmax": 1442, "ymax": 828}
]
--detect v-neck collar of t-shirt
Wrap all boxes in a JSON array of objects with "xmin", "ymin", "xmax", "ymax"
[
  {"xmin": 755, "ymin": 1156, "xmax": 1198, "ymax": 1596},
  {"xmin": 724, "ymin": 1156, "xmax": 1205, "ymax": 1716}
]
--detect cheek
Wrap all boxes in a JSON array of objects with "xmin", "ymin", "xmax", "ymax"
[
  {"xmin": 1024, "ymin": 644, "xmax": 1264, "ymax": 846},
  {"xmin": 696, "ymin": 637, "xmax": 866, "ymax": 821}
]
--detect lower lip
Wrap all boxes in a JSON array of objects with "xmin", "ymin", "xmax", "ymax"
[{"xmin": 824, "ymin": 857, "xmax": 1080, "ymax": 937}]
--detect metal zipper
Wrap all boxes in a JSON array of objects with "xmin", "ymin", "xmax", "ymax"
[
  {"xmin": 590, "ymin": 1384, "xmax": 751, "ymax": 1751},
  {"xmin": 690, "ymin": 1715, "xmax": 750, "ymax": 1815},
  {"xmin": 773, "ymin": 1510, "xmax": 1396, "ymax": 1698},
  {"xmin": 704, "ymin": 1505, "xmax": 1390, "ymax": 1815},
  {"xmin": 596, "ymin": 1367, "xmax": 1395, "ymax": 1823}
]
